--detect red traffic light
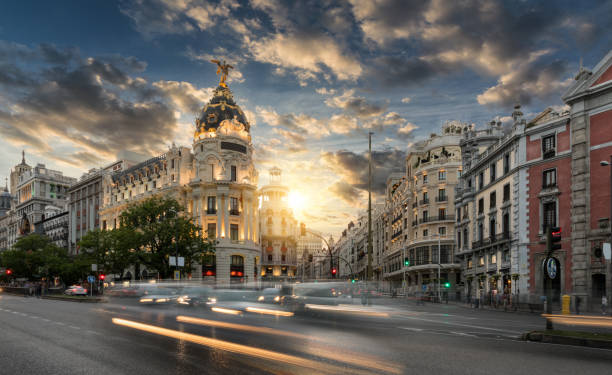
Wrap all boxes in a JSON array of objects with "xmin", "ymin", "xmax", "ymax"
[
  {"xmin": 331, "ymin": 268, "xmax": 337, "ymax": 275},
  {"xmin": 6, "ymin": 269, "xmax": 12, "ymax": 275},
  {"xmin": 99, "ymin": 274, "xmax": 105, "ymax": 280},
  {"xmin": 552, "ymin": 227, "xmax": 562, "ymax": 236}
]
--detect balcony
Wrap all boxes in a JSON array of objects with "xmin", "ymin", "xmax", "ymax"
[
  {"xmin": 435, "ymin": 196, "xmax": 448, "ymax": 202},
  {"xmin": 229, "ymin": 209, "xmax": 240, "ymax": 216},
  {"xmin": 206, "ymin": 209, "xmax": 217, "ymax": 215},
  {"xmin": 391, "ymin": 230, "xmax": 403, "ymax": 240},
  {"xmin": 412, "ymin": 202, "xmax": 418, "ymax": 208},
  {"xmin": 418, "ymin": 215, "xmax": 455, "ymax": 224},
  {"xmin": 487, "ymin": 263, "xmax": 497, "ymax": 272},
  {"xmin": 419, "ymin": 198, "xmax": 430, "ymax": 205},
  {"xmin": 412, "ymin": 220, "xmax": 418, "ymax": 227},
  {"xmin": 392, "ymin": 215, "xmax": 402, "ymax": 224}
]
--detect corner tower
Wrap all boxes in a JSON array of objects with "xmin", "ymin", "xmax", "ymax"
[{"xmin": 189, "ymin": 83, "xmax": 259, "ymax": 286}]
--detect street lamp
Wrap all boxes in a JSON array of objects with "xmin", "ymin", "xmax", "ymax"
[
  {"xmin": 169, "ymin": 207, "xmax": 180, "ymax": 280},
  {"xmin": 432, "ymin": 233, "xmax": 442, "ymax": 303},
  {"xmin": 600, "ymin": 157, "xmax": 612, "ymax": 315}
]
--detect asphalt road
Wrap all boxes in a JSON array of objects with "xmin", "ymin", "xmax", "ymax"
[{"xmin": 1, "ymin": 293, "xmax": 611, "ymax": 375}]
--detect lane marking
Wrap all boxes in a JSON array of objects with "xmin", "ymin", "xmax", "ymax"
[
  {"xmin": 399, "ymin": 315, "xmax": 523, "ymax": 334},
  {"xmin": 398, "ymin": 327, "xmax": 424, "ymax": 332},
  {"xmin": 68, "ymin": 325, "xmax": 80, "ymax": 330}
]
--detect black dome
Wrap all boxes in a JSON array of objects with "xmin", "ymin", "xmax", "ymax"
[{"xmin": 196, "ymin": 85, "xmax": 250, "ymax": 133}]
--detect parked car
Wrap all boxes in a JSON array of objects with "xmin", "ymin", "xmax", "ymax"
[{"xmin": 64, "ymin": 285, "xmax": 88, "ymax": 296}]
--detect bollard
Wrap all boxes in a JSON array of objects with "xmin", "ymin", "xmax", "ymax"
[{"xmin": 562, "ymin": 294, "xmax": 571, "ymax": 315}]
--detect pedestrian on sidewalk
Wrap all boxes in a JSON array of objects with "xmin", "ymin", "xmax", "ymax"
[{"xmin": 602, "ymin": 296, "xmax": 608, "ymax": 315}]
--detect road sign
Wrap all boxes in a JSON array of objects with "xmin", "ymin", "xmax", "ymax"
[
  {"xmin": 178, "ymin": 256, "xmax": 184, "ymax": 267},
  {"xmin": 173, "ymin": 270, "xmax": 180, "ymax": 280},
  {"xmin": 87, "ymin": 275, "xmax": 95, "ymax": 283},
  {"xmin": 603, "ymin": 243, "xmax": 611, "ymax": 260},
  {"xmin": 91, "ymin": 264, "xmax": 97, "ymax": 271},
  {"xmin": 169, "ymin": 256, "xmax": 176, "ymax": 266},
  {"xmin": 546, "ymin": 258, "xmax": 557, "ymax": 279}
]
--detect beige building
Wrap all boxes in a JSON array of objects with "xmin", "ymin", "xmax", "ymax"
[
  {"xmin": 99, "ymin": 84, "xmax": 260, "ymax": 285},
  {"xmin": 402, "ymin": 122, "xmax": 464, "ymax": 297},
  {"xmin": 259, "ymin": 167, "xmax": 299, "ymax": 280}
]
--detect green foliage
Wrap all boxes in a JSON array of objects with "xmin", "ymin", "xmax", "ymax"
[{"xmin": 117, "ymin": 196, "xmax": 214, "ymax": 279}]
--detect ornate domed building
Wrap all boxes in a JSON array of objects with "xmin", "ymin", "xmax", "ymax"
[
  {"xmin": 100, "ymin": 80, "xmax": 260, "ymax": 285},
  {"xmin": 188, "ymin": 84, "xmax": 260, "ymax": 285}
]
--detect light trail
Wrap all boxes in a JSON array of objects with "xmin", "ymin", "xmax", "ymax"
[
  {"xmin": 542, "ymin": 314, "xmax": 612, "ymax": 328},
  {"xmin": 177, "ymin": 315, "xmax": 310, "ymax": 340},
  {"xmin": 111, "ymin": 318, "xmax": 374, "ymax": 374},
  {"xmin": 211, "ymin": 307, "xmax": 242, "ymax": 315},
  {"xmin": 304, "ymin": 304, "xmax": 390, "ymax": 317},
  {"xmin": 245, "ymin": 307, "xmax": 294, "ymax": 317}
]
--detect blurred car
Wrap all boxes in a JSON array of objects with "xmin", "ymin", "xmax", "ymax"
[
  {"xmin": 106, "ymin": 285, "xmax": 144, "ymax": 298},
  {"xmin": 139, "ymin": 287, "xmax": 180, "ymax": 305},
  {"xmin": 176, "ymin": 286, "xmax": 217, "ymax": 306},
  {"xmin": 257, "ymin": 288, "xmax": 282, "ymax": 303},
  {"xmin": 213, "ymin": 288, "xmax": 260, "ymax": 303},
  {"xmin": 284, "ymin": 283, "xmax": 341, "ymax": 313},
  {"xmin": 64, "ymin": 285, "xmax": 88, "ymax": 296}
]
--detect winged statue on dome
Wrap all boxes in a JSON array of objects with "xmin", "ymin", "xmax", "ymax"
[{"xmin": 210, "ymin": 59, "xmax": 234, "ymax": 87}]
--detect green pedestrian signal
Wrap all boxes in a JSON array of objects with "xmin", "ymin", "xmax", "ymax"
[
  {"xmin": 444, "ymin": 282, "xmax": 451, "ymax": 288},
  {"xmin": 351, "ymin": 279, "xmax": 355, "ymax": 284}
]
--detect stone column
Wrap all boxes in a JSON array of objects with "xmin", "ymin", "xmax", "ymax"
[
  {"xmin": 224, "ymin": 194, "xmax": 230, "ymax": 239},
  {"xmin": 241, "ymin": 194, "xmax": 247, "ymax": 241},
  {"xmin": 216, "ymin": 191, "xmax": 222, "ymax": 239}
]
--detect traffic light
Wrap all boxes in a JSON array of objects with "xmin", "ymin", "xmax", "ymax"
[
  {"xmin": 6, "ymin": 269, "xmax": 12, "ymax": 275},
  {"xmin": 546, "ymin": 226, "xmax": 562, "ymax": 254},
  {"xmin": 331, "ymin": 267, "xmax": 337, "ymax": 276},
  {"xmin": 99, "ymin": 274, "xmax": 105, "ymax": 281},
  {"xmin": 351, "ymin": 279, "xmax": 355, "ymax": 284},
  {"xmin": 404, "ymin": 258, "xmax": 410, "ymax": 266},
  {"xmin": 444, "ymin": 282, "xmax": 451, "ymax": 288}
]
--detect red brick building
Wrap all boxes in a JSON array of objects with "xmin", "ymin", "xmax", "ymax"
[{"xmin": 563, "ymin": 49, "xmax": 612, "ymax": 310}]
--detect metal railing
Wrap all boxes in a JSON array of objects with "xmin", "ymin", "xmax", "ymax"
[{"xmin": 435, "ymin": 196, "xmax": 447, "ymax": 202}]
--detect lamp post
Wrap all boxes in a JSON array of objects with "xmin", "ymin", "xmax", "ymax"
[
  {"xmin": 600, "ymin": 156, "xmax": 612, "ymax": 315},
  {"xmin": 169, "ymin": 207, "xmax": 179, "ymax": 280}
]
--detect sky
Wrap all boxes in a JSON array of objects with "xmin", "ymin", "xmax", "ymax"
[{"xmin": 0, "ymin": 0, "xmax": 610, "ymax": 236}]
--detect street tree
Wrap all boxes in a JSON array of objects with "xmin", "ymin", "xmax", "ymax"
[{"xmin": 118, "ymin": 196, "xmax": 214, "ymax": 279}]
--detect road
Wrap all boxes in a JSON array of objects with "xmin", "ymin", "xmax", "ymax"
[{"xmin": 1, "ymin": 293, "xmax": 611, "ymax": 374}]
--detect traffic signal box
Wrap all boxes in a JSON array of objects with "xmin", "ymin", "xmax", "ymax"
[
  {"xmin": 546, "ymin": 226, "xmax": 562, "ymax": 255},
  {"xmin": 404, "ymin": 258, "xmax": 410, "ymax": 266}
]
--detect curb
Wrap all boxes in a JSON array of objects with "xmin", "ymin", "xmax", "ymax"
[
  {"xmin": 522, "ymin": 331, "xmax": 612, "ymax": 350},
  {"xmin": 41, "ymin": 296, "xmax": 107, "ymax": 303}
]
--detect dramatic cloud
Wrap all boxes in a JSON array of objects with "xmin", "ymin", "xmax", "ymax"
[
  {"xmin": 325, "ymin": 89, "xmax": 387, "ymax": 118},
  {"xmin": 321, "ymin": 148, "xmax": 406, "ymax": 198},
  {"xmin": 248, "ymin": 32, "xmax": 362, "ymax": 82},
  {"xmin": 477, "ymin": 59, "xmax": 572, "ymax": 107},
  {"xmin": 329, "ymin": 181, "xmax": 362, "ymax": 205},
  {"xmin": 401, "ymin": 97, "xmax": 411, "ymax": 103},
  {"xmin": 0, "ymin": 42, "xmax": 209, "ymax": 169}
]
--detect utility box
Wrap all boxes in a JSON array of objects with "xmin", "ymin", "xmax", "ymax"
[{"xmin": 562, "ymin": 294, "xmax": 571, "ymax": 315}]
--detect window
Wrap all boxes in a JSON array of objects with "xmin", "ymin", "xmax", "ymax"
[
  {"xmin": 490, "ymin": 191, "xmax": 496, "ymax": 209},
  {"xmin": 423, "ymin": 229, "xmax": 428, "ymax": 237},
  {"xmin": 458, "ymin": 170, "xmax": 462, "ymax": 178},
  {"xmin": 468, "ymin": 178, "xmax": 472, "ymax": 188},
  {"xmin": 171, "ymin": 159, "xmax": 175, "ymax": 169},
  {"xmin": 478, "ymin": 223, "xmax": 483, "ymax": 242},
  {"xmin": 479, "ymin": 256, "xmax": 485, "ymax": 266},
  {"xmin": 504, "ymin": 153, "xmax": 510, "ymax": 174},
  {"xmin": 457, "ymin": 231, "xmax": 462, "ymax": 248},
  {"xmin": 542, "ymin": 134, "xmax": 556, "ymax": 158},
  {"xmin": 230, "ymin": 224, "xmax": 239, "ymax": 241},
  {"xmin": 439, "ymin": 226, "xmax": 446, "ymax": 236},
  {"xmin": 543, "ymin": 201, "xmax": 557, "ymax": 230},
  {"xmin": 423, "ymin": 210, "xmax": 428, "ymax": 222},
  {"xmin": 490, "ymin": 218, "xmax": 496, "ymax": 238},
  {"xmin": 230, "ymin": 255, "xmax": 244, "ymax": 278},
  {"xmin": 207, "ymin": 196, "xmax": 216, "ymax": 214},
  {"xmin": 478, "ymin": 198, "xmax": 484, "ymax": 214},
  {"xmin": 267, "ymin": 254, "xmax": 273, "ymax": 261},
  {"xmin": 438, "ymin": 208, "xmax": 446, "ymax": 220},
  {"xmin": 467, "ymin": 257, "xmax": 473, "ymax": 268},
  {"xmin": 230, "ymin": 197, "xmax": 239, "ymax": 215},
  {"xmin": 543, "ymin": 169, "xmax": 557, "ymax": 188},
  {"xmin": 463, "ymin": 229, "xmax": 468, "ymax": 247},
  {"xmin": 503, "ymin": 184, "xmax": 510, "ymax": 202},
  {"xmin": 502, "ymin": 213, "xmax": 509, "ymax": 237},
  {"xmin": 490, "ymin": 163, "xmax": 496, "ymax": 182},
  {"xmin": 438, "ymin": 170, "xmax": 446, "ymax": 180},
  {"xmin": 207, "ymin": 223, "xmax": 216, "ymax": 239},
  {"xmin": 437, "ymin": 188, "xmax": 446, "ymax": 202},
  {"xmin": 490, "ymin": 253, "xmax": 497, "ymax": 264},
  {"xmin": 479, "ymin": 172, "xmax": 484, "ymax": 190},
  {"xmin": 231, "ymin": 165, "xmax": 237, "ymax": 182},
  {"xmin": 422, "ymin": 191, "xmax": 428, "ymax": 203},
  {"xmin": 423, "ymin": 174, "xmax": 428, "ymax": 184}
]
